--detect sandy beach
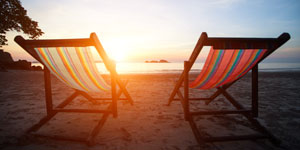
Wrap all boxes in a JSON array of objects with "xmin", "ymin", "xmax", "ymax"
[{"xmin": 0, "ymin": 70, "xmax": 300, "ymax": 150}]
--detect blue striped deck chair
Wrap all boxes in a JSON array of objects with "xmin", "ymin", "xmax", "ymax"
[{"xmin": 168, "ymin": 32, "xmax": 290, "ymax": 145}]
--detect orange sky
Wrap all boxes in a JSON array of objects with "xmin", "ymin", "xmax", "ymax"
[{"xmin": 2, "ymin": 0, "xmax": 300, "ymax": 63}]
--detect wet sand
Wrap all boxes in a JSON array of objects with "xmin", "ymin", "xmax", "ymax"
[{"xmin": 0, "ymin": 70, "xmax": 300, "ymax": 150}]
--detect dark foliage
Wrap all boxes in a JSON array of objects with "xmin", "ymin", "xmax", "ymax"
[{"xmin": 0, "ymin": 0, "xmax": 43, "ymax": 45}]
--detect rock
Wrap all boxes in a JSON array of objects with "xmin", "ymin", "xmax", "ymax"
[
  {"xmin": 0, "ymin": 49, "xmax": 42, "ymax": 71},
  {"xmin": 15, "ymin": 60, "xmax": 31, "ymax": 70},
  {"xmin": 150, "ymin": 60, "xmax": 158, "ymax": 63},
  {"xmin": 31, "ymin": 65, "xmax": 43, "ymax": 71},
  {"xmin": 0, "ymin": 49, "xmax": 14, "ymax": 64},
  {"xmin": 0, "ymin": 63, "xmax": 7, "ymax": 72},
  {"xmin": 159, "ymin": 59, "xmax": 169, "ymax": 63},
  {"xmin": 145, "ymin": 59, "xmax": 170, "ymax": 63}
]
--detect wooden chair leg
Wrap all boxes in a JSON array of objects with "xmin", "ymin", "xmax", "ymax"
[
  {"xmin": 252, "ymin": 65, "xmax": 259, "ymax": 117},
  {"xmin": 116, "ymin": 78, "xmax": 134, "ymax": 105},
  {"xmin": 205, "ymin": 89, "xmax": 222, "ymax": 105},
  {"xmin": 168, "ymin": 33, "xmax": 207, "ymax": 106},
  {"xmin": 87, "ymin": 105, "xmax": 112, "ymax": 146},
  {"xmin": 44, "ymin": 68, "xmax": 53, "ymax": 116},
  {"xmin": 111, "ymin": 63, "xmax": 117, "ymax": 118},
  {"xmin": 26, "ymin": 92, "xmax": 113, "ymax": 146},
  {"xmin": 220, "ymin": 87, "xmax": 280, "ymax": 145},
  {"xmin": 27, "ymin": 62, "xmax": 127, "ymax": 146},
  {"xmin": 116, "ymin": 79, "xmax": 131, "ymax": 103},
  {"xmin": 186, "ymin": 85, "xmax": 280, "ymax": 145},
  {"xmin": 26, "ymin": 114, "xmax": 56, "ymax": 133},
  {"xmin": 184, "ymin": 61, "xmax": 190, "ymax": 121},
  {"xmin": 77, "ymin": 90, "xmax": 106, "ymax": 104},
  {"xmin": 205, "ymin": 82, "xmax": 236, "ymax": 105},
  {"xmin": 168, "ymin": 75, "xmax": 184, "ymax": 106},
  {"xmin": 176, "ymin": 90, "xmax": 186, "ymax": 112},
  {"xmin": 27, "ymin": 91, "xmax": 79, "ymax": 133},
  {"xmin": 188, "ymin": 117, "xmax": 205, "ymax": 144}
]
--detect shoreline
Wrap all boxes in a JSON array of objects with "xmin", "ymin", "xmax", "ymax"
[{"xmin": 30, "ymin": 62, "xmax": 300, "ymax": 75}]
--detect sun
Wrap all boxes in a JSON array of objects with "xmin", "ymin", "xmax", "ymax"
[
  {"xmin": 110, "ymin": 50, "xmax": 126, "ymax": 62},
  {"xmin": 90, "ymin": 37, "xmax": 133, "ymax": 62},
  {"xmin": 105, "ymin": 38, "xmax": 132, "ymax": 62}
]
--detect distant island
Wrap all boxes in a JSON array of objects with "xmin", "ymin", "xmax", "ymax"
[{"xmin": 145, "ymin": 59, "xmax": 170, "ymax": 63}]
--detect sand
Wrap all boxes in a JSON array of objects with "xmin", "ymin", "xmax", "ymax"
[{"xmin": 0, "ymin": 70, "xmax": 300, "ymax": 150}]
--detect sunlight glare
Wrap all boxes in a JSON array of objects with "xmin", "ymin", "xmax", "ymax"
[{"xmin": 105, "ymin": 39, "xmax": 132, "ymax": 62}]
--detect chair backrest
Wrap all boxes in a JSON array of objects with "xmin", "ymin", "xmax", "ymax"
[
  {"xmin": 190, "ymin": 48, "xmax": 266, "ymax": 89},
  {"xmin": 14, "ymin": 33, "xmax": 113, "ymax": 92},
  {"xmin": 188, "ymin": 32, "xmax": 290, "ymax": 89}
]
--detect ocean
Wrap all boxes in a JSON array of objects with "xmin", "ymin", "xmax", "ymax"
[{"xmin": 31, "ymin": 62, "xmax": 300, "ymax": 74}]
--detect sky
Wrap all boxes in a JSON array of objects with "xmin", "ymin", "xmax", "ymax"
[{"xmin": 3, "ymin": 0, "xmax": 300, "ymax": 62}]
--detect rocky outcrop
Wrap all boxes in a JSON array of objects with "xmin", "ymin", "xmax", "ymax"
[
  {"xmin": 159, "ymin": 59, "xmax": 169, "ymax": 63},
  {"xmin": 10, "ymin": 59, "xmax": 32, "ymax": 70},
  {"xmin": 145, "ymin": 59, "xmax": 170, "ymax": 63},
  {"xmin": 0, "ymin": 49, "xmax": 42, "ymax": 71},
  {"xmin": 0, "ymin": 49, "xmax": 14, "ymax": 63}
]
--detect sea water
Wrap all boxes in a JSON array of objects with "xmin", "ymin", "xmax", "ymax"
[{"xmin": 32, "ymin": 62, "xmax": 300, "ymax": 74}]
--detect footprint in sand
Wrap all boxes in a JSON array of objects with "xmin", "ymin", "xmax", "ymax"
[
  {"xmin": 170, "ymin": 123, "xmax": 181, "ymax": 128},
  {"xmin": 155, "ymin": 128, "xmax": 161, "ymax": 133}
]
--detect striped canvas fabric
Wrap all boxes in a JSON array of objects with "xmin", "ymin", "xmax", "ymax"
[
  {"xmin": 190, "ymin": 47, "xmax": 267, "ymax": 89},
  {"xmin": 34, "ymin": 47, "xmax": 110, "ymax": 92}
]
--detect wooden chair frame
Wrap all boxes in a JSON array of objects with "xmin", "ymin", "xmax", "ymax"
[
  {"xmin": 14, "ymin": 33, "xmax": 133, "ymax": 145},
  {"xmin": 167, "ymin": 32, "xmax": 290, "ymax": 145}
]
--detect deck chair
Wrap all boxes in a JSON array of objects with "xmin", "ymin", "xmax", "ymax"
[
  {"xmin": 14, "ymin": 33, "xmax": 133, "ymax": 145},
  {"xmin": 167, "ymin": 32, "xmax": 290, "ymax": 145}
]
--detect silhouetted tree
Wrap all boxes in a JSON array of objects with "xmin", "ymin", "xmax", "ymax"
[{"xmin": 0, "ymin": 0, "xmax": 43, "ymax": 46}]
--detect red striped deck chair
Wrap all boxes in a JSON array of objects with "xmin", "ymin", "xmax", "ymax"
[
  {"xmin": 168, "ymin": 32, "xmax": 290, "ymax": 145},
  {"xmin": 14, "ymin": 33, "xmax": 133, "ymax": 145}
]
